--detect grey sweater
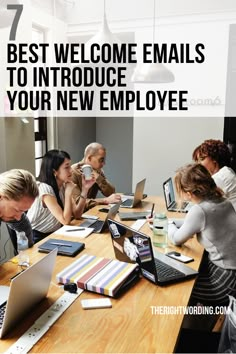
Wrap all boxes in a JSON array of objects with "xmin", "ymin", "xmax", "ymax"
[{"xmin": 168, "ymin": 198, "xmax": 236, "ymax": 269}]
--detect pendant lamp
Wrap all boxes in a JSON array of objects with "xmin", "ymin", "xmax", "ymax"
[
  {"xmin": 131, "ymin": 0, "xmax": 174, "ymax": 83},
  {"xmin": 85, "ymin": 0, "xmax": 121, "ymax": 58}
]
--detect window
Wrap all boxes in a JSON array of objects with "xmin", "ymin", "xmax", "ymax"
[
  {"xmin": 34, "ymin": 117, "xmax": 47, "ymax": 177},
  {"xmin": 32, "ymin": 26, "xmax": 48, "ymax": 177}
]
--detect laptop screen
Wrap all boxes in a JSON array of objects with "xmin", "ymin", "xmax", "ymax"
[
  {"xmin": 107, "ymin": 219, "xmax": 157, "ymax": 284},
  {"xmin": 163, "ymin": 178, "xmax": 175, "ymax": 208}
]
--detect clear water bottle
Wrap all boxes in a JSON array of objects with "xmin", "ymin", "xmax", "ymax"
[
  {"xmin": 153, "ymin": 213, "xmax": 168, "ymax": 248},
  {"xmin": 16, "ymin": 231, "xmax": 30, "ymax": 266}
]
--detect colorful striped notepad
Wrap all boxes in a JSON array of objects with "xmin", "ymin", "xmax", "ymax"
[{"xmin": 56, "ymin": 254, "xmax": 140, "ymax": 297}]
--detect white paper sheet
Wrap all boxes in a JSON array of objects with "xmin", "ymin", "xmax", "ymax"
[{"xmin": 54, "ymin": 225, "xmax": 94, "ymax": 238}]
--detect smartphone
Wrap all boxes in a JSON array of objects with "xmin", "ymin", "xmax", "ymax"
[
  {"xmin": 99, "ymin": 208, "xmax": 110, "ymax": 213},
  {"xmin": 166, "ymin": 251, "xmax": 194, "ymax": 263}
]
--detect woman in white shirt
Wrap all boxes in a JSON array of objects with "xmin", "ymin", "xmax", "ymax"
[
  {"xmin": 27, "ymin": 149, "xmax": 95, "ymax": 243},
  {"xmin": 192, "ymin": 139, "xmax": 236, "ymax": 210}
]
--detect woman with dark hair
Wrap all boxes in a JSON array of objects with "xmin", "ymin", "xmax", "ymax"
[
  {"xmin": 27, "ymin": 149, "xmax": 95, "ymax": 243},
  {"xmin": 168, "ymin": 163, "xmax": 236, "ymax": 306},
  {"xmin": 192, "ymin": 139, "xmax": 236, "ymax": 210}
]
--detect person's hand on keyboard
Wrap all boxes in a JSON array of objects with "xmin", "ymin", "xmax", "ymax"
[{"xmin": 103, "ymin": 194, "xmax": 121, "ymax": 205}]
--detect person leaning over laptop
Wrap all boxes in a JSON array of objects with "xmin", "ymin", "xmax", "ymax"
[
  {"xmin": 168, "ymin": 163, "xmax": 236, "ymax": 307},
  {"xmin": 193, "ymin": 139, "xmax": 236, "ymax": 210},
  {"xmin": 0, "ymin": 169, "xmax": 39, "ymax": 254},
  {"xmin": 71, "ymin": 142, "xmax": 121, "ymax": 211},
  {"xmin": 27, "ymin": 150, "xmax": 96, "ymax": 243}
]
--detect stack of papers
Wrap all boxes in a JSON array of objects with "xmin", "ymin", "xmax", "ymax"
[{"xmin": 54, "ymin": 225, "xmax": 94, "ymax": 238}]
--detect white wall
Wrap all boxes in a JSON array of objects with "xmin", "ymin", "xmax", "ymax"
[
  {"xmin": 0, "ymin": 117, "xmax": 35, "ymax": 173},
  {"xmin": 0, "ymin": 119, "xmax": 6, "ymax": 173},
  {"xmin": 133, "ymin": 117, "xmax": 224, "ymax": 195},
  {"xmin": 67, "ymin": 0, "xmax": 236, "ymax": 24},
  {"xmin": 57, "ymin": 117, "xmax": 96, "ymax": 163},
  {"xmin": 96, "ymin": 117, "xmax": 134, "ymax": 193}
]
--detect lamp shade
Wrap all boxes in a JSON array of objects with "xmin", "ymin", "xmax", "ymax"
[
  {"xmin": 85, "ymin": 12, "xmax": 121, "ymax": 60},
  {"xmin": 131, "ymin": 0, "xmax": 175, "ymax": 84},
  {"xmin": 131, "ymin": 62, "xmax": 175, "ymax": 83}
]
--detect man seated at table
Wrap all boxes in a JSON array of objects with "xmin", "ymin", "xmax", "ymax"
[
  {"xmin": 71, "ymin": 142, "xmax": 121, "ymax": 211},
  {"xmin": 0, "ymin": 169, "xmax": 39, "ymax": 255}
]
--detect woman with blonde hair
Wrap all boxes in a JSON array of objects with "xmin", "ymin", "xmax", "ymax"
[{"xmin": 168, "ymin": 163, "xmax": 236, "ymax": 306}]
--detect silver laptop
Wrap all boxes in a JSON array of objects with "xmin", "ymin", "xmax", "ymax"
[
  {"xmin": 107, "ymin": 219, "xmax": 198, "ymax": 285},
  {"xmin": 0, "ymin": 248, "xmax": 57, "ymax": 338},
  {"xmin": 79, "ymin": 203, "xmax": 120, "ymax": 233},
  {"xmin": 120, "ymin": 179, "xmax": 146, "ymax": 208},
  {"xmin": 163, "ymin": 178, "xmax": 191, "ymax": 213}
]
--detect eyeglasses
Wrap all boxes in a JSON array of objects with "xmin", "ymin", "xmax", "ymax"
[{"xmin": 92, "ymin": 155, "xmax": 106, "ymax": 163}]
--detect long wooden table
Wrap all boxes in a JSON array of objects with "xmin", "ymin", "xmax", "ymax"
[{"xmin": 0, "ymin": 197, "xmax": 204, "ymax": 353}]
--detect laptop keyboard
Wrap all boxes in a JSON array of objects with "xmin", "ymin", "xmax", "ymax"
[
  {"xmin": 89, "ymin": 220, "xmax": 104, "ymax": 232},
  {"xmin": 80, "ymin": 219, "xmax": 105, "ymax": 232},
  {"xmin": 80, "ymin": 219, "xmax": 96, "ymax": 228},
  {"xmin": 154, "ymin": 258, "xmax": 185, "ymax": 282},
  {"xmin": 121, "ymin": 199, "xmax": 133, "ymax": 207},
  {"xmin": 0, "ymin": 302, "xmax": 6, "ymax": 328}
]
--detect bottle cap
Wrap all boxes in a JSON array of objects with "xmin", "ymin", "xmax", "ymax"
[{"xmin": 155, "ymin": 212, "xmax": 166, "ymax": 219}]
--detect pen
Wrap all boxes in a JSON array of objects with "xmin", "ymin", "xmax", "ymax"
[
  {"xmin": 50, "ymin": 242, "xmax": 72, "ymax": 247},
  {"xmin": 65, "ymin": 228, "xmax": 85, "ymax": 232},
  {"xmin": 150, "ymin": 203, "xmax": 155, "ymax": 218}
]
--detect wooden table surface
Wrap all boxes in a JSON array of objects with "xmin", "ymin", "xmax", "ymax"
[{"xmin": 0, "ymin": 197, "xmax": 204, "ymax": 353}]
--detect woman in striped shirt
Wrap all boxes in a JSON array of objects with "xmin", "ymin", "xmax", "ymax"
[{"xmin": 27, "ymin": 150, "xmax": 95, "ymax": 243}]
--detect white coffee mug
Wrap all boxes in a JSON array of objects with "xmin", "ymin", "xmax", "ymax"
[{"xmin": 81, "ymin": 164, "xmax": 93, "ymax": 180}]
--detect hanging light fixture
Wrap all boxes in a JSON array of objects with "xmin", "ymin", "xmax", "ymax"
[
  {"xmin": 85, "ymin": 0, "xmax": 121, "ymax": 58},
  {"xmin": 131, "ymin": 0, "xmax": 174, "ymax": 83}
]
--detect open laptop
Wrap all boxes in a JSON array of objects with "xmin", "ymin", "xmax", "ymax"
[
  {"xmin": 163, "ymin": 178, "xmax": 192, "ymax": 213},
  {"xmin": 0, "ymin": 248, "xmax": 57, "ymax": 338},
  {"xmin": 107, "ymin": 219, "xmax": 198, "ymax": 285},
  {"xmin": 120, "ymin": 178, "xmax": 146, "ymax": 208},
  {"xmin": 79, "ymin": 203, "xmax": 120, "ymax": 233}
]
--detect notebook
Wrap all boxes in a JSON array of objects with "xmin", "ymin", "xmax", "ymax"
[
  {"xmin": 120, "ymin": 179, "xmax": 146, "ymax": 208},
  {"xmin": 38, "ymin": 238, "xmax": 85, "ymax": 257},
  {"xmin": 0, "ymin": 248, "xmax": 57, "ymax": 338},
  {"xmin": 56, "ymin": 253, "xmax": 139, "ymax": 297},
  {"xmin": 107, "ymin": 219, "xmax": 198, "ymax": 285},
  {"xmin": 163, "ymin": 178, "xmax": 192, "ymax": 213},
  {"xmin": 79, "ymin": 202, "xmax": 120, "ymax": 233}
]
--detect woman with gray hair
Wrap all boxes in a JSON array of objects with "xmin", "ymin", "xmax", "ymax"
[{"xmin": 0, "ymin": 169, "xmax": 38, "ymax": 254}]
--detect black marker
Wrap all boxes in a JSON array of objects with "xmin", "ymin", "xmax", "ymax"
[
  {"xmin": 150, "ymin": 203, "xmax": 155, "ymax": 218},
  {"xmin": 65, "ymin": 228, "xmax": 85, "ymax": 232}
]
